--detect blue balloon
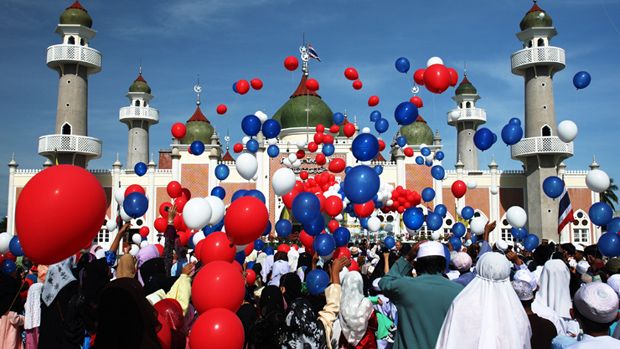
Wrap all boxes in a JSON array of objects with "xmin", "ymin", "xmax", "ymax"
[
  {"xmin": 460, "ymin": 206, "xmax": 474, "ymax": 220},
  {"xmin": 403, "ymin": 207, "xmax": 425, "ymax": 230},
  {"xmin": 313, "ymin": 234, "xmax": 336, "ymax": 256},
  {"xmin": 590, "ymin": 202, "xmax": 613, "ymax": 226},
  {"xmin": 606, "ymin": 217, "xmax": 620, "ymax": 234},
  {"xmin": 123, "ymin": 192, "xmax": 148, "ymax": 218},
  {"xmin": 573, "ymin": 71, "xmax": 591, "ymax": 90},
  {"xmin": 322, "ymin": 143, "xmax": 335, "ymax": 156},
  {"xmin": 375, "ymin": 118, "xmax": 389, "ymax": 133},
  {"xmin": 9, "ymin": 236, "xmax": 23, "ymax": 257},
  {"xmin": 511, "ymin": 227, "xmax": 528, "ymax": 240},
  {"xmin": 501, "ymin": 123, "xmax": 523, "ymax": 146},
  {"xmin": 474, "ymin": 127, "xmax": 495, "ymax": 151},
  {"xmin": 215, "ymin": 164, "xmax": 230, "ymax": 180},
  {"xmin": 254, "ymin": 239, "xmax": 265, "ymax": 251},
  {"xmin": 261, "ymin": 119, "xmax": 281, "ymax": 139},
  {"xmin": 212, "ymin": 219, "xmax": 224, "ymax": 232},
  {"xmin": 275, "ymin": 219, "xmax": 293, "ymax": 238},
  {"xmin": 306, "ymin": 269, "xmax": 330, "ymax": 295},
  {"xmin": 247, "ymin": 261, "xmax": 255, "ymax": 270},
  {"xmin": 333, "ymin": 112, "xmax": 345, "ymax": 125},
  {"xmin": 415, "ymin": 156, "xmax": 424, "ymax": 165},
  {"xmin": 509, "ymin": 117, "xmax": 521, "ymax": 126},
  {"xmin": 471, "ymin": 234, "xmax": 478, "ymax": 244},
  {"xmin": 435, "ymin": 204, "xmax": 447, "ymax": 218},
  {"xmin": 524, "ymin": 234, "xmax": 540, "ymax": 252},
  {"xmin": 396, "ymin": 136, "xmax": 407, "ymax": 147},
  {"xmin": 202, "ymin": 225, "xmax": 213, "ymax": 237},
  {"xmin": 449, "ymin": 236, "xmax": 462, "ymax": 251},
  {"xmin": 267, "ymin": 144, "xmax": 280, "ymax": 158},
  {"xmin": 292, "ymin": 192, "xmax": 321, "ymax": 224},
  {"xmin": 344, "ymin": 166, "xmax": 352, "ymax": 175},
  {"xmin": 452, "ymin": 222, "xmax": 466, "ymax": 238},
  {"xmin": 543, "ymin": 176, "xmax": 565, "ymax": 199},
  {"xmin": 599, "ymin": 232, "xmax": 620, "ymax": 257},
  {"xmin": 245, "ymin": 189, "xmax": 266, "ymax": 203},
  {"xmin": 384, "ymin": 236, "xmax": 396, "ymax": 249},
  {"xmin": 234, "ymin": 251, "xmax": 246, "ymax": 265},
  {"xmin": 2, "ymin": 260, "xmax": 16, "ymax": 274},
  {"xmin": 370, "ymin": 110, "xmax": 382, "ymax": 122},
  {"xmin": 246, "ymin": 139, "xmax": 259, "ymax": 153},
  {"xmin": 351, "ymin": 133, "xmax": 379, "ymax": 161},
  {"xmin": 421, "ymin": 147, "xmax": 431, "ymax": 156},
  {"xmin": 264, "ymin": 246, "xmax": 275, "ymax": 256},
  {"xmin": 190, "ymin": 140, "xmax": 205, "ymax": 155},
  {"xmin": 343, "ymin": 165, "xmax": 380, "ymax": 204},
  {"xmin": 395, "ymin": 57, "xmax": 411, "ymax": 73},
  {"xmin": 425, "ymin": 159, "xmax": 433, "ymax": 167},
  {"xmin": 435, "ymin": 151, "xmax": 445, "ymax": 161},
  {"xmin": 421, "ymin": 187, "xmax": 435, "ymax": 202},
  {"xmin": 304, "ymin": 214, "xmax": 325, "ymax": 236},
  {"xmin": 232, "ymin": 82, "xmax": 238, "ymax": 93},
  {"xmin": 134, "ymin": 162, "xmax": 147, "ymax": 176},
  {"xmin": 431, "ymin": 165, "xmax": 445, "ymax": 180},
  {"xmin": 426, "ymin": 212, "xmax": 443, "ymax": 231},
  {"xmin": 333, "ymin": 227, "xmax": 351, "ymax": 247},
  {"xmin": 231, "ymin": 189, "xmax": 247, "ymax": 202},
  {"xmin": 394, "ymin": 101, "xmax": 418, "ymax": 126},
  {"xmin": 241, "ymin": 114, "xmax": 261, "ymax": 136},
  {"xmin": 359, "ymin": 217, "xmax": 369, "ymax": 229},
  {"xmin": 374, "ymin": 165, "xmax": 383, "ymax": 175}
]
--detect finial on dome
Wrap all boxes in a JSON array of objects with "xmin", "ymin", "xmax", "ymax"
[
  {"xmin": 590, "ymin": 155, "xmax": 600, "ymax": 170},
  {"xmin": 193, "ymin": 75, "xmax": 202, "ymax": 106}
]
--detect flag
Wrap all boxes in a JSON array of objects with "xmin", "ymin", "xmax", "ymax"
[
  {"xmin": 307, "ymin": 44, "xmax": 321, "ymax": 62},
  {"xmin": 558, "ymin": 187, "xmax": 574, "ymax": 235}
]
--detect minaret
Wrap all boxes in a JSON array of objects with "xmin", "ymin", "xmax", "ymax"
[
  {"xmin": 447, "ymin": 75, "xmax": 486, "ymax": 171},
  {"xmin": 119, "ymin": 69, "xmax": 159, "ymax": 168},
  {"xmin": 510, "ymin": 3, "xmax": 572, "ymax": 240},
  {"xmin": 38, "ymin": 1, "xmax": 102, "ymax": 167}
]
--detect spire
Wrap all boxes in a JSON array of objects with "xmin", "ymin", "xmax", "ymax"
[
  {"xmin": 590, "ymin": 155, "xmax": 600, "ymax": 170},
  {"xmin": 488, "ymin": 155, "xmax": 498, "ymax": 169},
  {"xmin": 8, "ymin": 153, "xmax": 17, "ymax": 167}
]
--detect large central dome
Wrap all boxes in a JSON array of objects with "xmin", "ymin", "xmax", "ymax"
[{"xmin": 272, "ymin": 74, "xmax": 334, "ymax": 129}]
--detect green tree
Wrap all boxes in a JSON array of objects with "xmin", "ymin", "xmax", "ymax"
[{"xmin": 601, "ymin": 178, "xmax": 619, "ymax": 211}]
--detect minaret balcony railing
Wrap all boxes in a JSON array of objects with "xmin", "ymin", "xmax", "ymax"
[
  {"xmin": 511, "ymin": 46, "xmax": 565, "ymax": 75},
  {"xmin": 47, "ymin": 44, "xmax": 102, "ymax": 73},
  {"xmin": 510, "ymin": 136, "xmax": 573, "ymax": 159},
  {"xmin": 447, "ymin": 107, "xmax": 487, "ymax": 126},
  {"xmin": 119, "ymin": 106, "xmax": 160, "ymax": 124},
  {"xmin": 38, "ymin": 134, "xmax": 102, "ymax": 159}
]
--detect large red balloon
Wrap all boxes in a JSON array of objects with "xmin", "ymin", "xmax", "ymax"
[
  {"xmin": 328, "ymin": 158, "xmax": 346, "ymax": 173},
  {"xmin": 423, "ymin": 64, "xmax": 451, "ymax": 94},
  {"xmin": 305, "ymin": 78, "xmax": 319, "ymax": 91},
  {"xmin": 171, "ymin": 122, "xmax": 186, "ymax": 139},
  {"xmin": 344, "ymin": 67, "xmax": 359, "ymax": 80},
  {"xmin": 324, "ymin": 196, "xmax": 343, "ymax": 217},
  {"xmin": 352, "ymin": 80, "xmax": 363, "ymax": 90},
  {"xmin": 250, "ymin": 78, "xmax": 263, "ymax": 90},
  {"xmin": 154, "ymin": 217, "xmax": 168, "ymax": 232},
  {"xmin": 189, "ymin": 308, "xmax": 245, "ymax": 349},
  {"xmin": 447, "ymin": 68, "xmax": 459, "ymax": 87},
  {"xmin": 343, "ymin": 123, "xmax": 356, "ymax": 138},
  {"xmin": 368, "ymin": 95, "xmax": 380, "ymax": 107},
  {"xmin": 333, "ymin": 246, "xmax": 351, "ymax": 260},
  {"xmin": 125, "ymin": 184, "xmax": 145, "ymax": 197},
  {"xmin": 410, "ymin": 96, "xmax": 424, "ymax": 108},
  {"xmin": 413, "ymin": 69, "xmax": 425, "ymax": 85},
  {"xmin": 216, "ymin": 104, "xmax": 227, "ymax": 115},
  {"xmin": 167, "ymin": 181, "xmax": 182, "ymax": 198},
  {"xmin": 451, "ymin": 180, "xmax": 467, "ymax": 199},
  {"xmin": 15, "ymin": 165, "xmax": 107, "ymax": 264},
  {"xmin": 354, "ymin": 201, "xmax": 375, "ymax": 218},
  {"xmin": 284, "ymin": 56, "xmax": 299, "ymax": 71},
  {"xmin": 191, "ymin": 261, "xmax": 245, "ymax": 313},
  {"xmin": 199, "ymin": 232, "xmax": 235, "ymax": 264},
  {"xmin": 224, "ymin": 197, "xmax": 269, "ymax": 245},
  {"xmin": 236, "ymin": 80, "xmax": 250, "ymax": 95}
]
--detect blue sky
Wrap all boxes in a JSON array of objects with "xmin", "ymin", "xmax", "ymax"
[{"xmin": 1, "ymin": 0, "xmax": 619, "ymax": 216}]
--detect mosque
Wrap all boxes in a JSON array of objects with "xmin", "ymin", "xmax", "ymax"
[{"xmin": 4, "ymin": 2, "xmax": 603, "ymax": 250}]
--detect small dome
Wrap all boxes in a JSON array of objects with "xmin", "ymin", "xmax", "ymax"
[
  {"xmin": 455, "ymin": 76, "xmax": 477, "ymax": 95},
  {"xmin": 182, "ymin": 106, "xmax": 214, "ymax": 145},
  {"xmin": 272, "ymin": 75, "xmax": 334, "ymax": 129},
  {"xmin": 129, "ymin": 74, "xmax": 151, "ymax": 94},
  {"xmin": 520, "ymin": 4, "xmax": 552, "ymax": 30},
  {"xmin": 59, "ymin": 1, "xmax": 93, "ymax": 28},
  {"xmin": 400, "ymin": 115, "xmax": 434, "ymax": 145}
]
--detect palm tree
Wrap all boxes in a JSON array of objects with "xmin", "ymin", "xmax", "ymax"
[{"xmin": 601, "ymin": 178, "xmax": 619, "ymax": 211}]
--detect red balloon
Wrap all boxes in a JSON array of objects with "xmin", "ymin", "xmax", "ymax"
[
  {"xmin": 327, "ymin": 219, "xmax": 339, "ymax": 233},
  {"xmin": 343, "ymin": 123, "xmax": 356, "ymax": 138},
  {"xmin": 404, "ymin": 148, "xmax": 414, "ymax": 157},
  {"xmin": 423, "ymin": 64, "xmax": 451, "ymax": 94},
  {"xmin": 244, "ymin": 243, "xmax": 254, "ymax": 256},
  {"xmin": 447, "ymin": 68, "xmax": 459, "ymax": 87},
  {"xmin": 233, "ymin": 143, "xmax": 243, "ymax": 153},
  {"xmin": 378, "ymin": 139, "xmax": 386, "ymax": 151},
  {"xmin": 139, "ymin": 226, "xmax": 150, "ymax": 238},
  {"xmin": 224, "ymin": 197, "xmax": 269, "ymax": 245},
  {"xmin": 316, "ymin": 124, "xmax": 325, "ymax": 133},
  {"xmin": 299, "ymin": 230, "xmax": 314, "ymax": 249},
  {"xmin": 344, "ymin": 67, "xmax": 359, "ymax": 80},
  {"xmin": 323, "ymin": 134, "xmax": 334, "ymax": 145},
  {"xmin": 413, "ymin": 69, "xmax": 425, "ymax": 85},
  {"xmin": 190, "ymin": 309, "xmax": 245, "ymax": 349},
  {"xmin": 284, "ymin": 56, "xmax": 299, "ymax": 71},
  {"xmin": 354, "ymin": 201, "xmax": 375, "ymax": 218},
  {"xmin": 308, "ymin": 142, "xmax": 318, "ymax": 153},
  {"xmin": 194, "ymin": 239, "xmax": 205, "ymax": 260},
  {"xmin": 192, "ymin": 261, "xmax": 245, "ymax": 313},
  {"xmin": 368, "ymin": 95, "xmax": 380, "ymax": 107},
  {"xmin": 216, "ymin": 104, "xmax": 228, "ymax": 115},
  {"xmin": 125, "ymin": 184, "xmax": 145, "ymax": 197},
  {"xmin": 171, "ymin": 122, "xmax": 186, "ymax": 139},
  {"xmin": 200, "ymin": 232, "xmax": 235, "ymax": 264},
  {"xmin": 451, "ymin": 180, "xmax": 467, "ymax": 199},
  {"xmin": 410, "ymin": 96, "xmax": 424, "ymax": 108},
  {"xmin": 245, "ymin": 269, "xmax": 257, "ymax": 286},
  {"xmin": 154, "ymin": 244, "xmax": 164, "ymax": 256},
  {"xmin": 4, "ymin": 252, "xmax": 16, "ymax": 262},
  {"xmin": 282, "ymin": 188, "xmax": 300, "ymax": 210},
  {"xmin": 329, "ymin": 124, "xmax": 340, "ymax": 134},
  {"xmin": 315, "ymin": 154, "xmax": 326, "ymax": 166},
  {"xmin": 236, "ymin": 80, "xmax": 250, "ymax": 95},
  {"xmin": 348, "ymin": 259, "xmax": 360, "ymax": 272},
  {"xmin": 178, "ymin": 230, "xmax": 191, "ymax": 247},
  {"xmin": 277, "ymin": 244, "xmax": 291, "ymax": 254},
  {"xmin": 250, "ymin": 78, "xmax": 263, "ymax": 90},
  {"xmin": 296, "ymin": 150, "xmax": 306, "ymax": 159},
  {"xmin": 159, "ymin": 202, "xmax": 172, "ymax": 218},
  {"xmin": 333, "ymin": 246, "xmax": 351, "ymax": 260},
  {"xmin": 173, "ymin": 213, "xmax": 187, "ymax": 231},
  {"xmin": 300, "ymin": 171, "xmax": 309, "ymax": 180},
  {"xmin": 15, "ymin": 165, "xmax": 107, "ymax": 264},
  {"xmin": 174, "ymin": 196, "xmax": 188, "ymax": 213},
  {"xmin": 305, "ymin": 78, "xmax": 319, "ymax": 91},
  {"xmin": 181, "ymin": 188, "xmax": 191, "ymax": 201},
  {"xmin": 352, "ymin": 80, "xmax": 363, "ymax": 90},
  {"xmin": 154, "ymin": 217, "xmax": 168, "ymax": 233},
  {"xmin": 167, "ymin": 181, "xmax": 182, "ymax": 198},
  {"xmin": 328, "ymin": 158, "xmax": 346, "ymax": 173},
  {"xmin": 313, "ymin": 132, "xmax": 324, "ymax": 144}
]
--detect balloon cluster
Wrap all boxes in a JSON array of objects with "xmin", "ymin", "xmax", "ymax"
[
  {"xmin": 382, "ymin": 186, "xmax": 421, "ymax": 214},
  {"xmin": 232, "ymin": 78, "xmax": 263, "ymax": 95},
  {"xmin": 413, "ymin": 57, "xmax": 458, "ymax": 94}
]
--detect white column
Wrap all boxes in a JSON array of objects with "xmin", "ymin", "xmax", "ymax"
[
  {"xmin": 7, "ymin": 162, "xmax": 17, "ymax": 235},
  {"xmin": 396, "ymin": 156, "xmax": 405, "ymax": 187}
]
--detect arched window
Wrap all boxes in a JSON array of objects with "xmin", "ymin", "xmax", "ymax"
[
  {"xmin": 499, "ymin": 216, "xmax": 514, "ymax": 243},
  {"xmin": 537, "ymin": 38, "xmax": 545, "ymax": 47},
  {"xmin": 61, "ymin": 123, "xmax": 72, "ymax": 135},
  {"xmin": 134, "ymin": 100, "xmax": 140, "ymax": 107},
  {"xmin": 465, "ymin": 101, "xmax": 472, "ymax": 108},
  {"xmin": 442, "ymin": 213, "xmax": 455, "ymax": 236},
  {"xmin": 527, "ymin": 40, "xmax": 533, "ymax": 48},
  {"xmin": 572, "ymin": 210, "xmax": 590, "ymax": 244},
  {"xmin": 541, "ymin": 125, "xmax": 552, "ymax": 137},
  {"xmin": 80, "ymin": 38, "xmax": 85, "ymax": 46},
  {"xmin": 68, "ymin": 36, "xmax": 75, "ymax": 45}
]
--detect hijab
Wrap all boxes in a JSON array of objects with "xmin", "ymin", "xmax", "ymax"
[
  {"xmin": 339, "ymin": 271, "xmax": 374, "ymax": 346},
  {"xmin": 237, "ymin": 303, "xmax": 258, "ymax": 349},
  {"xmin": 137, "ymin": 245, "xmax": 161, "ymax": 284},
  {"xmin": 117, "ymin": 254, "xmax": 137, "ymax": 279},
  {"xmin": 534, "ymin": 259, "xmax": 572, "ymax": 318},
  {"xmin": 251, "ymin": 285, "xmax": 286, "ymax": 348},
  {"xmin": 280, "ymin": 298, "xmax": 326, "ymax": 349},
  {"xmin": 42, "ymin": 257, "xmax": 76, "ymax": 306},
  {"xmin": 280, "ymin": 272, "xmax": 302, "ymax": 306},
  {"xmin": 436, "ymin": 252, "xmax": 532, "ymax": 349},
  {"xmin": 140, "ymin": 258, "xmax": 177, "ymax": 296}
]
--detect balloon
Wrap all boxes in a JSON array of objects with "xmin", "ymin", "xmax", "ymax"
[
  {"xmin": 368, "ymin": 95, "xmax": 379, "ymax": 107},
  {"xmin": 352, "ymin": 133, "xmax": 379, "ymax": 161},
  {"xmin": 410, "ymin": 96, "xmax": 423, "ymax": 108},
  {"xmin": 333, "ymin": 112, "xmax": 345, "ymax": 125},
  {"xmin": 262, "ymin": 220, "xmax": 272, "ymax": 236},
  {"xmin": 245, "ymin": 139, "xmax": 258, "ymax": 153},
  {"xmin": 396, "ymin": 136, "xmax": 407, "ymax": 147},
  {"xmin": 344, "ymin": 67, "xmax": 359, "ymax": 80},
  {"xmin": 261, "ymin": 119, "xmax": 281, "ymax": 139},
  {"xmin": 275, "ymin": 219, "xmax": 292, "ymax": 238},
  {"xmin": 216, "ymin": 104, "xmax": 227, "ymax": 115},
  {"xmin": 253, "ymin": 239, "xmax": 265, "ymax": 251},
  {"xmin": 343, "ymin": 123, "xmax": 356, "ymax": 138},
  {"xmin": 191, "ymin": 261, "xmax": 244, "ymax": 313},
  {"xmin": 165, "ymin": 181, "xmax": 181, "ymax": 199},
  {"xmin": 557, "ymin": 120, "xmax": 578, "ymax": 143},
  {"xmin": 123, "ymin": 192, "xmax": 148, "ymax": 218},
  {"xmin": 333, "ymin": 227, "xmax": 350, "ymax": 247},
  {"xmin": 431, "ymin": 165, "xmax": 445, "ymax": 180},
  {"xmin": 272, "ymin": 168, "xmax": 296, "ymax": 196},
  {"xmin": 233, "ymin": 143, "xmax": 243, "ymax": 153},
  {"xmin": 413, "ymin": 69, "xmax": 425, "ymax": 85},
  {"xmin": 423, "ymin": 64, "xmax": 451, "ymax": 94},
  {"xmin": 306, "ymin": 269, "xmax": 330, "ymax": 295},
  {"xmin": 190, "ymin": 140, "xmax": 205, "ymax": 155},
  {"xmin": 501, "ymin": 123, "xmax": 523, "ymax": 146},
  {"xmin": 460, "ymin": 206, "xmax": 474, "ymax": 220},
  {"xmin": 241, "ymin": 115, "xmax": 261, "ymax": 136},
  {"xmin": 590, "ymin": 202, "xmax": 613, "ymax": 226},
  {"xmin": 426, "ymin": 212, "xmax": 443, "ymax": 231},
  {"xmin": 448, "ymin": 181, "xmax": 467, "ymax": 201},
  {"xmin": 427, "ymin": 56, "xmax": 444, "ymax": 67},
  {"xmin": 313, "ymin": 234, "xmax": 336, "ymax": 256},
  {"xmin": 573, "ymin": 71, "xmax": 591, "ymax": 90},
  {"xmin": 352, "ymin": 80, "xmax": 363, "ymax": 90},
  {"xmin": 435, "ymin": 204, "xmax": 447, "ymax": 218},
  {"xmin": 543, "ymin": 176, "xmax": 565, "ymax": 199},
  {"xmin": 607, "ymin": 218, "xmax": 620, "ymax": 234},
  {"xmin": 343, "ymin": 165, "xmax": 380, "ymax": 204},
  {"xmin": 236, "ymin": 153, "xmax": 258, "ymax": 181},
  {"xmin": 394, "ymin": 101, "xmax": 418, "ymax": 125},
  {"xmin": 2, "ymin": 259, "xmax": 16, "ymax": 274},
  {"xmin": 171, "ymin": 122, "xmax": 187, "ymax": 140},
  {"xmin": 599, "ymin": 232, "xmax": 620, "ymax": 257},
  {"xmin": 250, "ymin": 78, "xmax": 263, "ymax": 90},
  {"xmin": 322, "ymin": 143, "xmax": 335, "ymax": 156},
  {"xmin": 214, "ymin": 164, "xmax": 230, "ymax": 181},
  {"xmin": 324, "ymin": 196, "xmax": 343, "ymax": 217},
  {"xmin": 306, "ymin": 78, "xmax": 319, "ymax": 91},
  {"xmin": 0, "ymin": 233, "xmax": 11, "ymax": 254},
  {"xmin": 470, "ymin": 216, "xmax": 487, "ymax": 235},
  {"xmin": 190, "ymin": 307, "xmax": 245, "ymax": 349},
  {"xmin": 383, "ymin": 236, "xmax": 395, "ymax": 249},
  {"xmin": 183, "ymin": 198, "xmax": 212, "ymax": 230},
  {"xmin": 395, "ymin": 57, "xmax": 410, "ymax": 73},
  {"xmin": 474, "ymin": 127, "xmax": 496, "ymax": 151},
  {"xmin": 586, "ymin": 169, "xmax": 610, "ymax": 193},
  {"xmin": 303, "ymin": 213, "xmax": 325, "ymax": 236},
  {"xmin": 506, "ymin": 206, "xmax": 527, "ymax": 228},
  {"xmin": 224, "ymin": 197, "xmax": 268, "ymax": 245},
  {"xmin": 523, "ymin": 234, "xmax": 540, "ymax": 252},
  {"xmin": 328, "ymin": 158, "xmax": 346, "ymax": 173},
  {"xmin": 511, "ymin": 227, "xmax": 528, "ymax": 240},
  {"xmin": 452, "ymin": 222, "xmax": 466, "ymax": 238},
  {"xmin": 447, "ymin": 67, "xmax": 459, "ymax": 87},
  {"xmin": 434, "ymin": 151, "xmax": 445, "ymax": 161},
  {"xmin": 15, "ymin": 165, "xmax": 107, "ymax": 264},
  {"xmin": 284, "ymin": 56, "xmax": 299, "ymax": 71},
  {"xmin": 354, "ymin": 201, "xmax": 375, "ymax": 218},
  {"xmin": 125, "ymin": 184, "xmax": 145, "ymax": 197},
  {"xmin": 374, "ymin": 118, "xmax": 389, "ymax": 134},
  {"xmin": 8, "ymin": 236, "xmax": 23, "ymax": 257},
  {"xmin": 134, "ymin": 162, "xmax": 147, "ymax": 176},
  {"xmin": 236, "ymin": 79, "xmax": 250, "ymax": 95},
  {"xmin": 292, "ymin": 192, "xmax": 321, "ymax": 224},
  {"xmin": 421, "ymin": 188, "xmax": 435, "ymax": 202},
  {"xmin": 403, "ymin": 207, "xmax": 424, "ymax": 230},
  {"xmin": 449, "ymin": 236, "xmax": 462, "ymax": 251},
  {"xmin": 205, "ymin": 196, "xmax": 225, "ymax": 226}
]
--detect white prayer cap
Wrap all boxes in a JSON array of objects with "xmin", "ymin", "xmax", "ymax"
[
  {"xmin": 452, "ymin": 252, "xmax": 472, "ymax": 271},
  {"xmin": 513, "ymin": 269, "xmax": 538, "ymax": 291},
  {"xmin": 512, "ymin": 280, "xmax": 534, "ymax": 301},
  {"xmin": 607, "ymin": 274, "xmax": 620, "ymax": 298},
  {"xmin": 574, "ymin": 243, "xmax": 585, "ymax": 252},
  {"xmin": 574, "ymin": 282, "xmax": 620, "ymax": 323},
  {"xmin": 94, "ymin": 249, "xmax": 106, "ymax": 260},
  {"xmin": 349, "ymin": 246, "xmax": 360, "ymax": 256},
  {"xmin": 577, "ymin": 260, "xmax": 590, "ymax": 275},
  {"xmin": 495, "ymin": 240, "xmax": 509, "ymax": 252},
  {"xmin": 416, "ymin": 241, "xmax": 445, "ymax": 260}
]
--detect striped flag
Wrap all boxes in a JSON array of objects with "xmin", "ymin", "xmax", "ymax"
[
  {"xmin": 558, "ymin": 187, "xmax": 574, "ymax": 235},
  {"xmin": 307, "ymin": 44, "xmax": 321, "ymax": 62}
]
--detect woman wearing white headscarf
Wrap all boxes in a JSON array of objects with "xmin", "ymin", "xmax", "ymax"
[
  {"xmin": 435, "ymin": 252, "xmax": 532, "ymax": 349},
  {"xmin": 338, "ymin": 271, "xmax": 377, "ymax": 348}
]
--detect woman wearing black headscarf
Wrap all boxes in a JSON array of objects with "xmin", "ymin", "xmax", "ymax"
[
  {"xmin": 279, "ymin": 272, "xmax": 302, "ymax": 307},
  {"xmin": 140, "ymin": 258, "xmax": 178, "ymax": 296},
  {"xmin": 250, "ymin": 285, "xmax": 286, "ymax": 348}
]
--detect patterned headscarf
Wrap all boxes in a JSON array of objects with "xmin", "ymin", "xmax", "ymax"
[
  {"xmin": 280, "ymin": 298, "xmax": 326, "ymax": 349},
  {"xmin": 42, "ymin": 257, "xmax": 76, "ymax": 306}
]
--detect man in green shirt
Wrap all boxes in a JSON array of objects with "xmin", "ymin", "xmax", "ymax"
[{"xmin": 379, "ymin": 241, "xmax": 463, "ymax": 349}]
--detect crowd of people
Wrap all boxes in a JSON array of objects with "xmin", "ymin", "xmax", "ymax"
[{"xmin": 2, "ymin": 219, "xmax": 620, "ymax": 349}]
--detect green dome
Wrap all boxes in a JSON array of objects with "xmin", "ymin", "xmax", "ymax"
[
  {"xmin": 520, "ymin": 4, "xmax": 552, "ymax": 30},
  {"xmin": 455, "ymin": 76, "xmax": 477, "ymax": 95},
  {"xmin": 272, "ymin": 75, "xmax": 334, "ymax": 129},
  {"xmin": 129, "ymin": 74, "xmax": 151, "ymax": 94},
  {"xmin": 400, "ymin": 116, "xmax": 433, "ymax": 145},
  {"xmin": 59, "ymin": 1, "xmax": 92, "ymax": 28},
  {"xmin": 182, "ymin": 106, "xmax": 214, "ymax": 145}
]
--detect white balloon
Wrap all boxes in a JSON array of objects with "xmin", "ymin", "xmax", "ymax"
[
  {"xmin": 586, "ymin": 169, "xmax": 610, "ymax": 193},
  {"xmin": 296, "ymin": 141, "xmax": 307, "ymax": 150},
  {"xmin": 557, "ymin": 120, "xmax": 578, "ymax": 143},
  {"xmin": 183, "ymin": 198, "xmax": 212, "ymax": 230},
  {"xmin": 490, "ymin": 186, "xmax": 499, "ymax": 195},
  {"xmin": 335, "ymin": 214, "xmax": 344, "ymax": 221},
  {"xmin": 449, "ymin": 110, "xmax": 461, "ymax": 122},
  {"xmin": 120, "ymin": 206, "xmax": 132, "ymax": 222},
  {"xmin": 419, "ymin": 143, "xmax": 428, "ymax": 150},
  {"xmin": 106, "ymin": 219, "xmax": 117, "ymax": 232},
  {"xmin": 205, "ymin": 196, "xmax": 225, "ymax": 225},
  {"xmin": 129, "ymin": 244, "xmax": 140, "ymax": 256},
  {"xmin": 362, "ymin": 127, "xmax": 371, "ymax": 133},
  {"xmin": 292, "ymin": 159, "xmax": 302, "ymax": 168},
  {"xmin": 255, "ymin": 111, "xmax": 268, "ymax": 123},
  {"xmin": 283, "ymin": 158, "xmax": 292, "ymax": 167},
  {"xmin": 431, "ymin": 231, "xmax": 442, "ymax": 241},
  {"xmin": 140, "ymin": 241, "xmax": 149, "ymax": 248},
  {"xmin": 470, "ymin": 216, "xmax": 487, "ymax": 235},
  {"xmin": 267, "ymin": 138, "xmax": 278, "ymax": 145},
  {"xmin": 272, "ymin": 168, "xmax": 296, "ymax": 196},
  {"xmin": 386, "ymin": 199, "xmax": 394, "ymax": 206},
  {"xmin": 236, "ymin": 153, "xmax": 258, "ymax": 180},
  {"xmin": 287, "ymin": 153, "xmax": 298, "ymax": 163},
  {"xmin": 114, "ymin": 187, "xmax": 126, "ymax": 205},
  {"xmin": 241, "ymin": 136, "xmax": 250, "ymax": 145},
  {"xmin": 192, "ymin": 232, "xmax": 205, "ymax": 246},
  {"xmin": 132, "ymin": 233, "xmax": 142, "ymax": 245},
  {"xmin": 0, "ymin": 233, "xmax": 11, "ymax": 253},
  {"xmin": 367, "ymin": 217, "xmax": 381, "ymax": 232},
  {"xmin": 506, "ymin": 206, "xmax": 527, "ymax": 228},
  {"xmin": 467, "ymin": 180, "xmax": 477, "ymax": 189},
  {"xmin": 427, "ymin": 56, "xmax": 444, "ymax": 67}
]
